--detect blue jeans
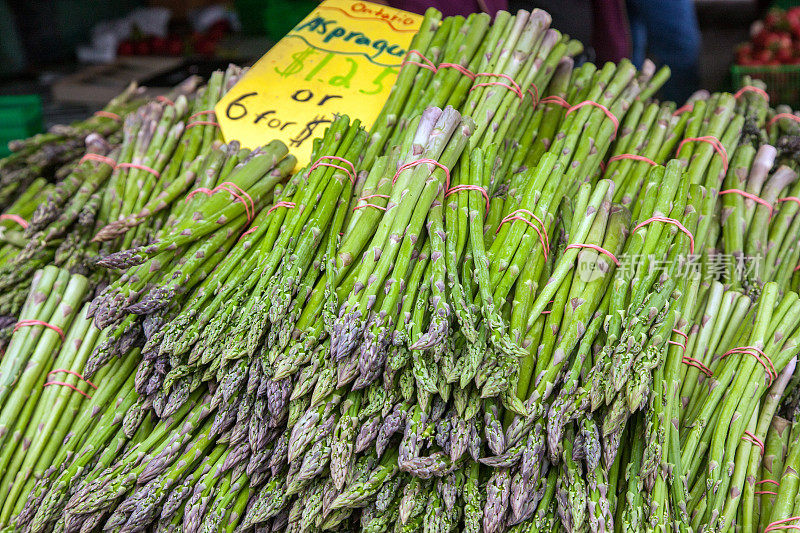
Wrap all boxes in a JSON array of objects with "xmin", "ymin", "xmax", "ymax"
[{"xmin": 627, "ymin": 0, "xmax": 701, "ymax": 103}]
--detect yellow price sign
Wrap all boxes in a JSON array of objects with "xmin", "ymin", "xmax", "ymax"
[{"xmin": 215, "ymin": 0, "xmax": 423, "ymax": 166}]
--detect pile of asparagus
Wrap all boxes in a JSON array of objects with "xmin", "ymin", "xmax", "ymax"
[{"xmin": 7, "ymin": 5, "xmax": 800, "ymax": 533}]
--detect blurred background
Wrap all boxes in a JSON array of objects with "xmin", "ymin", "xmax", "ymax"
[{"xmin": 0, "ymin": 0, "xmax": 786, "ymax": 153}]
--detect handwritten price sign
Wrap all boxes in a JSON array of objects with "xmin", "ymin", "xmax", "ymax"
[{"xmin": 215, "ymin": 0, "xmax": 423, "ymax": 166}]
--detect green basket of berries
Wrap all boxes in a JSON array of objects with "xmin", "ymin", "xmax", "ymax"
[{"xmin": 732, "ymin": 5, "xmax": 800, "ymax": 107}]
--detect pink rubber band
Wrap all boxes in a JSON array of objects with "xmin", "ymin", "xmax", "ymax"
[
  {"xmin": 672, "ymin": 329, "xmax": 689, "ymax": 341},
  {"xmin": 539, "ymin": 95, "xmax": 570, "ymax": 108},
  {"xmin": 401, "ymin": 49, "xmax": 437, "ymax": 72},
  {"xmin": 668, "ymin": 340, "xmax": 686, "ymax": 351},
  {"xmin": 677, "ymin": 136, "xmax": 729, "ymax": 173},
  {"xmin": 445, "ymin": 185, "xmax": 490, "ymax": 213},
  {"xmin": 157, "ymin": 95, "xmax": 175, "ymax": 106},
  {"xmin": 186, "ymin": 121, "xmax": 220, "ymax": 129},
  {"xmin": 42, "ymin": 381, "xmax": 92, "ymax": 399},
  {"xmin": 393, "ymin": 159, "xmax": 451, "ymax": 190},
  {"xmin": 94, "ymin": 110, "xmax": 121, "ymax": 121},
  {"xmin": 238, "ymin": 226, "xmax": 259, "ymax": 241},
  {"xmin": 0, "ymin": 214, "xmax": 28, "ymax": 229},
  {"xmin": 608, "ymin": 154, "xmax": 658, "ymax": 167},
  {"xmin": 215, "ymin": 182, "xmax": 255, "ymax": 223},
  {"xmin": 720, "ymin": 189, "xmax": 773, "ymax": 217},
  {"xmin": 682, "ymin": 356, "xmax": 713, "ymax": 378},
  {"xmin": 267, "ymin": 201, "xmax": 296, "ymax": 215},
  {"xmin": 766, "ymin": 517, "xmax": 800, "ymax": 532},
  {"xmin": 756, "ymin": 480, "xmax": 780, "ymax": 486},
  {"xmin": 496, "ymin": 209, "xmax": 550, "ymax": 259},
  {"xmin": 768, "ymin": 113, "xmax": 800, "ymax": 130},
  {"xmin": 438, "ymin": 63, "xmax": 475, "ymax": 79},
  {"xmin": 742, "ymin": 430, "xmax": 765, "ymax": 456},
  {"xmin": 755, "ymin": 490, "xmax": 779, "ymax": 496},
  {"xmin": 79, "ymin": 153, "xmax": 117, "ymax": 167},
  {"xmin": 566, "ymin": 101, "xmax": 619, "ymax": 139},
  {"xmin": 779, "ymin": 197, "xmax": 800, "ymax": 207},
  {"xmin": 189, "ymin": 110, "xmax": 216, "ymax": 121},
  {"xmin": 673, "ymin": 103, "xmax": 694, "ymax": 116},
  {"xmin": 353, "ymin": 194, "xmax": 390, "ymax": 212},
  {"xmin": 186, "ymin": 183, "xmax": 255, "ymax": 223},
  {"xmin": 115, "ymin": 163, "xmax": 161, "ymax": 179},
  {"xmin": 47, "ymin": 369, "xmax": 97, "ymax": 389},
  {"xmin": 721, "ymin": 346, "xmax": 777, "ymax": 386},
  {"xmin": 13, "ymin": 319, "xmax": 65, "ymax": 341},
  {"xmin": 310, "ymin": 156, "xmax": 357, "ymax": 185},
  {"xmin": 564, "ymin": 243, "xmax": 620, "ymax": 266},
  {"xmin": 632, "ymin": 216, "xmax": 696, "ymax": 254},
  {"xmin": 734, "ymin": 86, "xmax": 770, "ymax": 102},
  {"xmin": 470, "ymin": 72, "xmax": 524, "ymax": 101},
  {"xmin": 527, "ymin": 84, "xmax": 539, "ymax": 107}
]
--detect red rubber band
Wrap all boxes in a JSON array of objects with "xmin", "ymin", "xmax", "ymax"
[
  {"xmin": 438, "ymin": 63, "xmax": 475, "ymax": 80},
  {"xmin": 721, "ymin": 346, "xmax": 777, "ymax": 386},
  {"xmin": 742, "ymin": 430, "xmax": 765, "ymax": 456},
  {"xmin": 677, "ymin": 136, "xmax": 729, "ymax": 173},
  {"xmin": 673, "ymin": 103, "xmax": 694, "ymax": 116},
  {"xmin": 527, "ymin": 84, "xmax": 539, "ymax": 107},
  {"xmin": 608, "ymin": 154, "xmax": 658, "ymax": 167},
  {"xmin": 115, "ymin": 163, "xmax": 161, "ymax": 179},
  {"xmin": 779, "ymin": 197, "xmax": 800, "ymax": 208},
  {"xmin": 496, "ymin": 209, "xmax": 550, "ymax": 260},
  {"xmin": 79, "ymin": 153, "xmax": 117, "ymax": 167},
  {"xmin": 632, "ymin": 216, "xmax": 696, "ymax": 255},
  {"xmin": 401, "ymin": 49, "xmax": 437, "ymax": 72},
  {"xmin": 310, "ymin": 156, "xmax": 357, "ymax": 185},
  {"xmin": 47, "ymin": 369, "xmax": 97, "ymax": 389},
  {"xmin": 267, "ymin": 201, "xmax": 296, "ymax": 215},
  {"xmin": 445, "ymin": 185, "xmax": 490, "ymax": 213},
  {"xmin": 238, "ymin": 226, "xmax": 259, "ymax": 241},
  {"xmin": 564, "ymin": 243, "xmax": 620, "ymax": 266},
  {"xmin": 672, "ymin": 329, "xmax": 689, "ymax": 341},
  {"xmin": 0, "ymin": 214, "xmax": 28, "ymax": 229},
  {"xmin": 353, "ymin": 194, "xmax": 390, "ymax": 212},
  {"xmin": 733, "ymin": 85, "xmax": 770, "ymax": 102},
  {"xmin": 539, "ymin": 95, "xmax": 571, "ymax": 108},
  {"xmin": 470, "ymin": 72, "xmax": 524, "ymax": 101},
  {"xmin": 186, "ymin": 183, "xmax": 255, "ymax": 223},
  {"xmin": 768, "ymin": 113, "xmax": 800, "ymax": 131},
  {"xmin": 756, "ymin": 480, "xmax": 780, "ymax": 486},
  {"xmin": 668, "ymin": 340, "xmax": 686, "ymax": 351},
  {"xmin": 755, "ymin": 490, "xmax": 778, "ymax": 496},
  {"xmin": 682, "ymin": 356, "xmax": 713, "ymax": 378},
  {"xmin": 766, "ymin": 517, "xmax": 800, "ymax": 532},
  {"xmin": 720, "ymin": 189, "xmax": 773, "ymax": 217},
  {"xmin": 216, "ymin": 182, "xmax": 255, "ymax": 223},
  {"xmin": 94, "ymin": 110, "xmax": 121, "ymax": 121},
  {"xmin": 13, "ymin": 319, "xmax": 65, "ymax": 341},
  {"xmin": 566, "ymin": 101, "xmax": 619, "ymax": 139},
  {"xmin": 186, "ymin": 121, "xmax": 220, "ymax": 129},
  {"xmin": 189, "ymin": 110, "xmax": 216, "ymax": 121},
  {"xmin": 42, "ymin": 381, "xmax": 92, "ymax": 399},
  {"xmin": 393, "ymin": 159, "xmax": 451, "ymax": 190},
  {"xmin": 156, "ymin": 95, "xmax": 175, "ymax": 106}
]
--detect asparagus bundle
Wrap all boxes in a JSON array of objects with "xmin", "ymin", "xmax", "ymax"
[
  {"xmin": 13, "ymin": 5, "xmax": 800, "ymax": 533},
  {"xmin": 0, "ymin": 84, "xmax": 144, "ymax": 211},
  {"xmin": 0, "ymin": 74, "xmax": 226, "ymax": 346}
]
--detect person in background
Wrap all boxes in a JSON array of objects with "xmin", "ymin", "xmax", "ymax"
[
  {"xmin": 371, "ymin": 0, "xmax": 509, "ymax": 18},
  {"xmin": 626, "ymin": 0, "xmax": 701, "ymax": 103}
]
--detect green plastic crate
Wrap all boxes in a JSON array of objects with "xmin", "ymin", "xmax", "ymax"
[
  {"xmin": 0, "ymin": 94, "xmax": 43, "ymax": 158},
  {"xmin": 236, "ymin": 0, "xmax": 319, "ymax": 40},
  {"xmin": 731, "ymin": 63, "xmax": 800, "ymax": 108}
]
